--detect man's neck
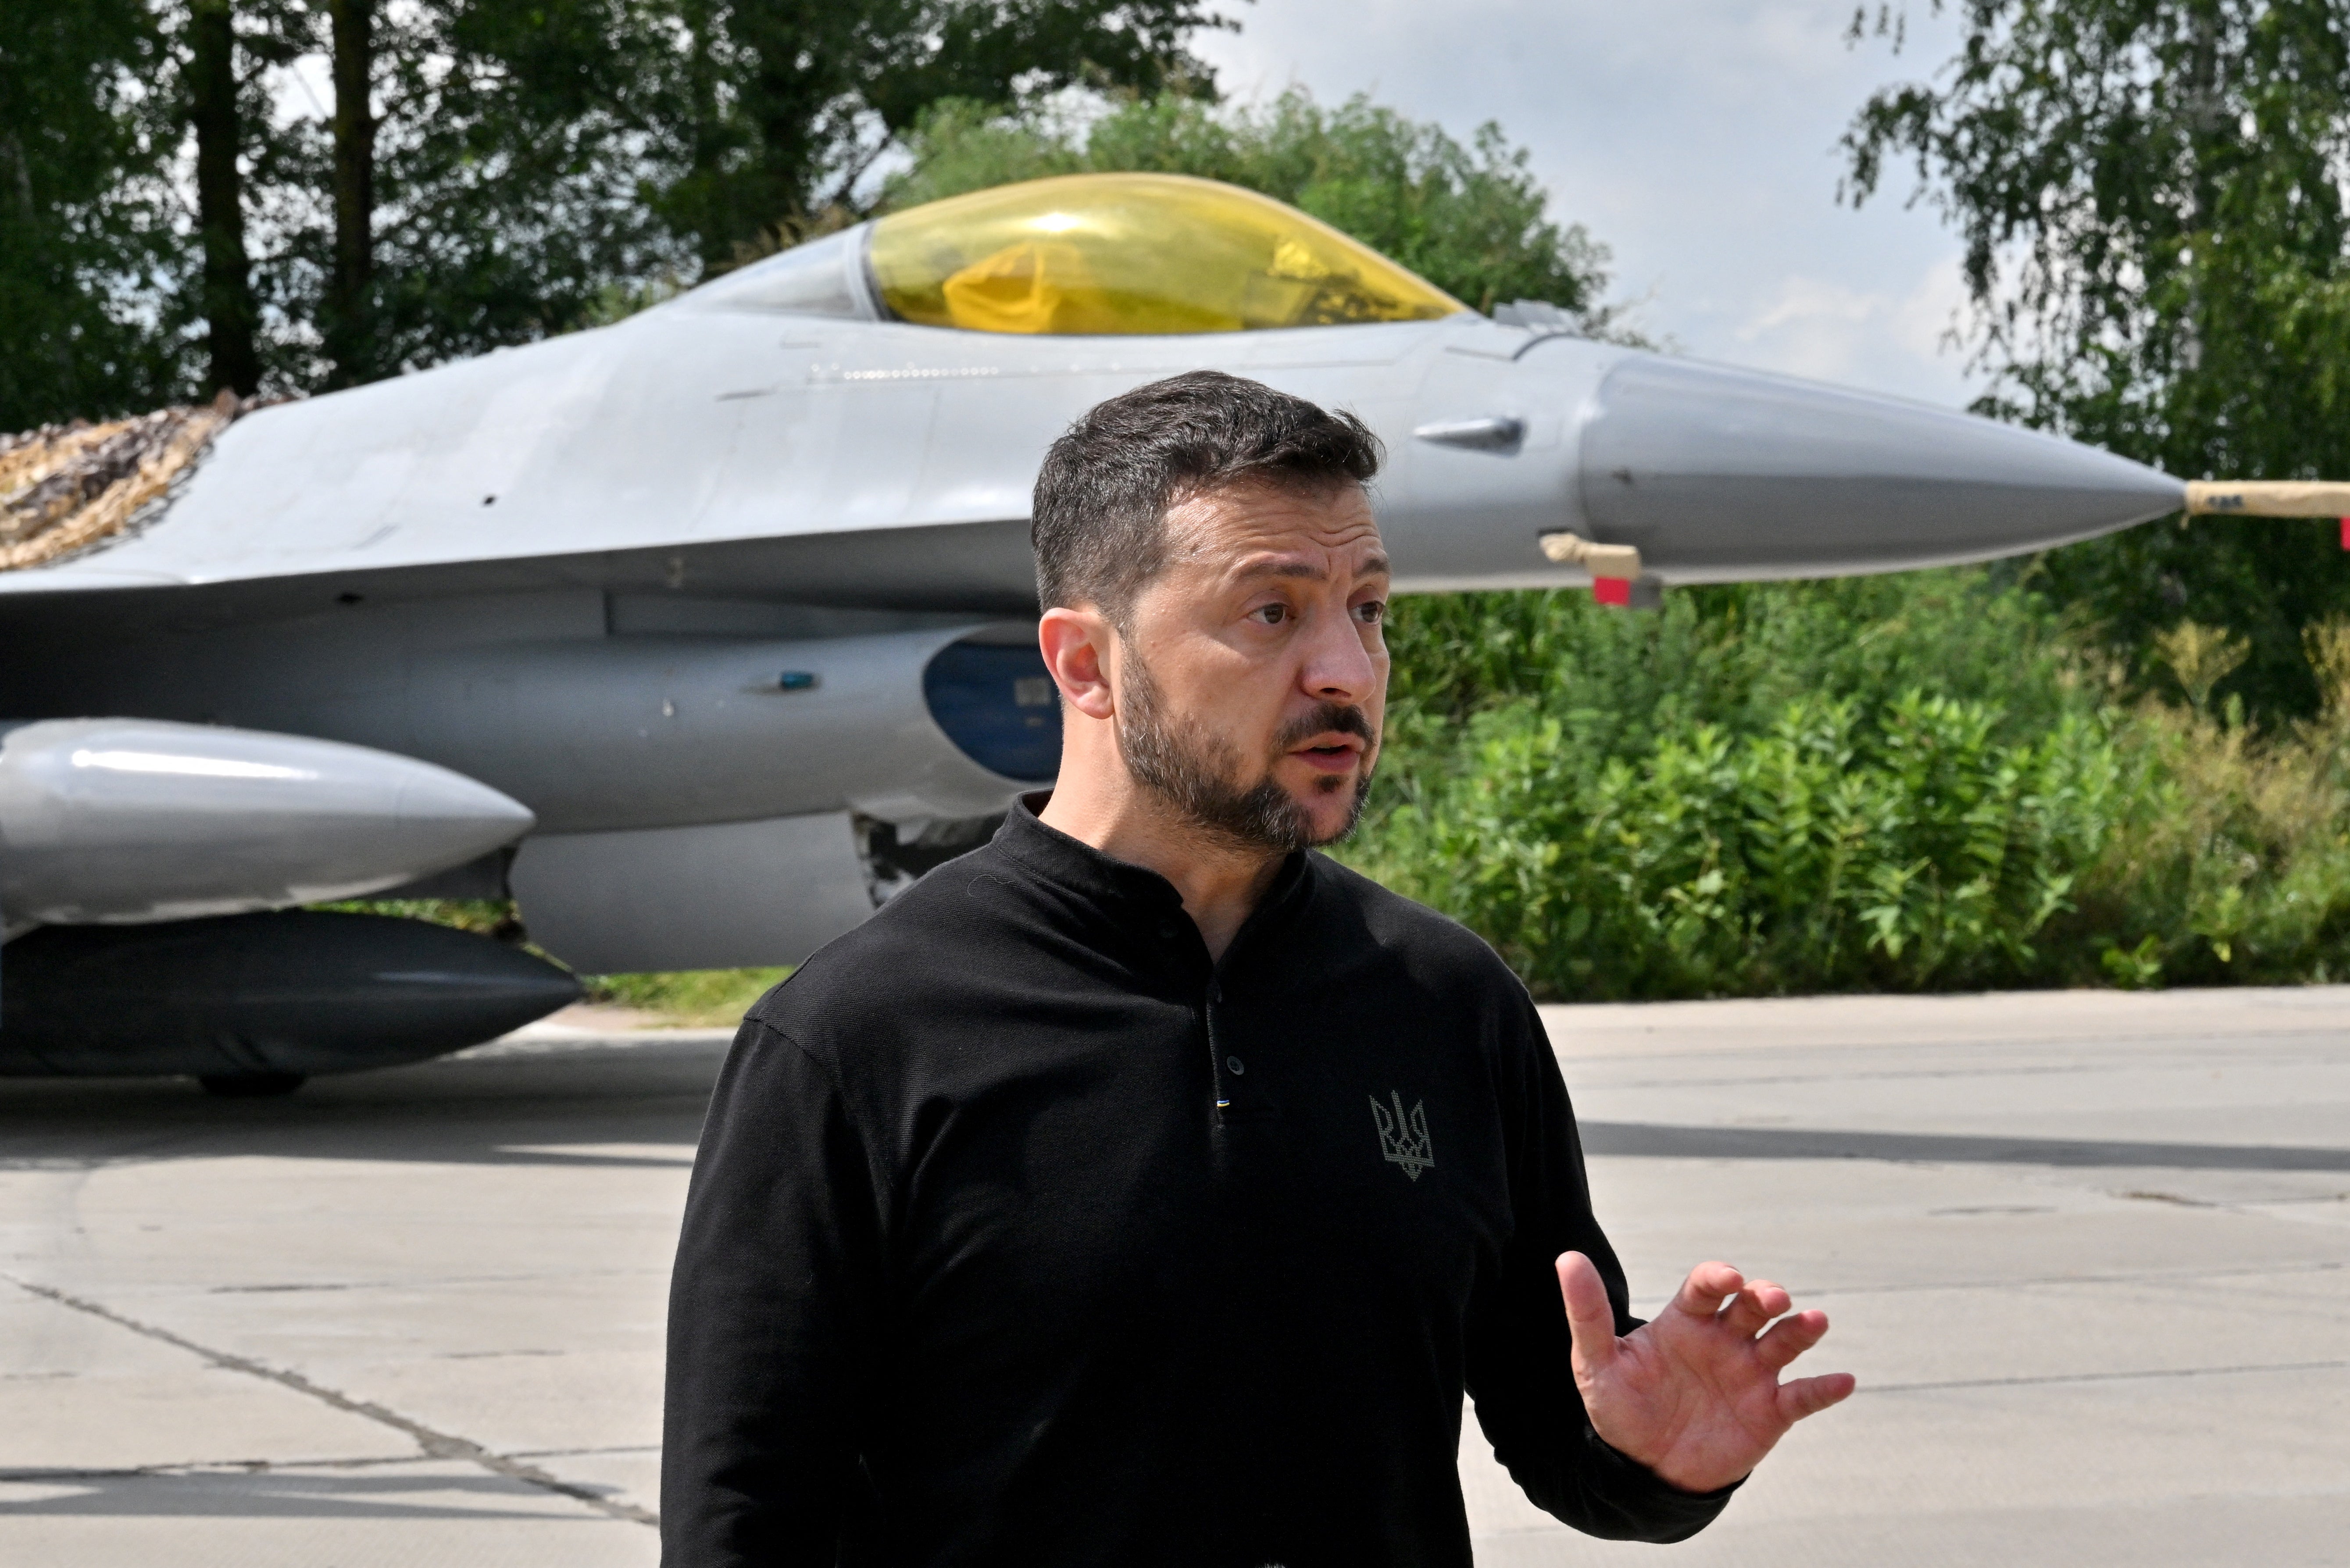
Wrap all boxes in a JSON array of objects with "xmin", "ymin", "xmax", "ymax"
[{"xmin": 1037, "ymin": 783, "xmax": 1285, "ymax": 963}]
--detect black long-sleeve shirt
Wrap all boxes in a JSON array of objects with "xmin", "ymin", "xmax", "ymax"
[{"xmin": 662, "ymin": 801, "xmax": 1734, "ymax": 1566}]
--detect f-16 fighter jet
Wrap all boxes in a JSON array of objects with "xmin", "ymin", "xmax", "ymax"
[{"xmin": 0, "ymin": 172, "xmax": 2328, "ymax": 1090}]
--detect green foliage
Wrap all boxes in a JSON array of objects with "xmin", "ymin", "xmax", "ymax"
[
  {"xmin": 1844, "ymin": 1, "xmax": 2350, "ymax": 719},
  {"xmin": 1382, "ymin": 570, "xmax": 2091, "ymax": 743},
  {"xmin": 582, "ymin": 967, "xmax": 789, "ymax": 1025},
  {"xmin": 318, "ymin": 897, "xmax": 787, "ymax": 1024},
  {"xmin": 1357, "ymin": 690, "xmax": 2118, "ymax": 997},
  {"xmin": 649, "ymin": 0, "xmax": 1223, "ymax": 271},
  {"xmin": 1343, "ymin": 576, "xmax": 2350, "ymax": 998},
  {"xmin": 2, "ymin": 0, "xmax": 1225, "ymax": 414},
  {"xmin": 884, "ymin": 88, "xmax": 1613, "ymax": 319},
  {"xmin": 0, "ymin": 2, "xmax": 186, "ymax": 429},
  {"xmin": 313, "ymin": 897, "xmax": 520, "ymax": 936}
]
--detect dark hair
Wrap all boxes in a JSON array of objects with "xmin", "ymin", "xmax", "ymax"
[{"xmin": 1031, "ymin": 370, "xmax": 1383, "ymax": 624}]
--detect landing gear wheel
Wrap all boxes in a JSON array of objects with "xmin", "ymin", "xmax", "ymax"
[{"xmin": 197, "ymin": 1072, "xmax": 307, "ymax": 1098}]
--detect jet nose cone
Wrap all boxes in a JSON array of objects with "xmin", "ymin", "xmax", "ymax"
[{"xmin": 1578, "ymin": 355, "xmax": 2186, "ymax": 580}]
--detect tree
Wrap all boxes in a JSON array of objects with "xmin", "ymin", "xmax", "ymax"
[
  {"xmin": 4, "ymin": 0, "xmax": 1236, "ymax": 416},
  {"xmin": 1844, "ymin": 0, "xmax": 2350, "ymax": 718},
  {"xmin": 882, "ymin": 88, "xmax": 1616, "ymax": 322},
  {"xmin": 653, "ymin": 0, "xmax": 1229, "ymax": 271},
  {"xmin": 346, "ymin": 0, "xmax": 685, "ymax": 377},
  {"xmin": 323, "ymin": 0, "xmax": 374, "ymax": 389},
  {"xmin": 0, "ymin": 3, "xmax": 184, "ymax": 429},
  {"xmin": 186, "ymin": 0, "xmax": 260, "ymax": 394}
]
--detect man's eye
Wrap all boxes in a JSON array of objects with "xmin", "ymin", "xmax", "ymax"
[
  {"xmin": 1355, "ymin": 600, "xmax": 1386, "ymax": 624},
  {"xmin": 1254, "ymin": 603, "xmax": 1289, "ymax": 625}
]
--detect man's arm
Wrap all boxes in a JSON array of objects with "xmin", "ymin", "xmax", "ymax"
[
  {"xmin": 662, "ymin": 1018, "xmax": 884, "ymax": 1565},
  {"xmin": 1463, "ymin": 997, "xmax": 1740, "ymax": 1542}
]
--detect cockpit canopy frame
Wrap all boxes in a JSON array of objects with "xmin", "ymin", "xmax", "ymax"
[{"xmin": 680, "ymin": 172, "xmax": 1468, "ymax": 337}]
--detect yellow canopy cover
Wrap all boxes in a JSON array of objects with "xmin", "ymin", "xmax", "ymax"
[{"xmin": 868, "ymin": 173, "xmax": 1465, "ymax": 336}]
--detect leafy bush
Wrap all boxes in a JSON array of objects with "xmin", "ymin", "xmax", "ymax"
[
  {"xmin": 1344, "ymin": 574, "xmax": 2350, "ymax": 998},
  {"xmin": 2054, "ymin": 626, "xmax": 2350, "ymax": 989},
  {"xmin": 1354, "ymin": 690, "xmax": 2122, "ymax": 997}
]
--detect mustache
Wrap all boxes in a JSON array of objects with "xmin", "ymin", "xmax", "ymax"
[{"xmin": 1274, "ymin": 702, "xmax": 1377, "ymax": 753}]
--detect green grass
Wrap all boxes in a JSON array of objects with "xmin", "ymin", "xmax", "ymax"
[
  {"xmin": 579, "ymin": 968, "xmax": 789, "ymax": 1027},
  {"xmin": 310, "ymin": 899, "xmax": 786, "ymax": 1026}
]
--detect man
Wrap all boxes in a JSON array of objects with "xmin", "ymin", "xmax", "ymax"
[{"xmin": 662, "ymin": 371, "xmax": 1852, "ymax": 1566}]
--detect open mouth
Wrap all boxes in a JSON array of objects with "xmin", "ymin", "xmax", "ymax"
[{"xmin": 1292, "ymin": 736, "xmax": 1366, "ymax": 774}]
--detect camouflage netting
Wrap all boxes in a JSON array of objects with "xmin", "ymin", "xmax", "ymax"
[{"xmin": 0, "ymin": 389, "xmax": 246, "ymax": 571}]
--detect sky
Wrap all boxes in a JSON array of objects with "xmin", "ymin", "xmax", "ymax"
[{"xmin": 1191, "ymin": 0, "xmax": 1983, "ymax": 407}]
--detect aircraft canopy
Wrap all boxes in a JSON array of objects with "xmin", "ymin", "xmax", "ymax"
[{"xmin": 865, "ymin": 173, "xmax": 1466, "ymax": 335}]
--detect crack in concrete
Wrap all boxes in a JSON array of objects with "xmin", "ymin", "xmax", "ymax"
[
  {"xmin": 0, "ymin": 1273, "xmax": 657, "ymax": 1528},
  {"xmin": 1864, "ymin": 1357, "xmax": 2350, "ymax": 1395},
  {"xmin": 1805, "ymin": 1257, "xmax": 2346, "ymax": 1298}
]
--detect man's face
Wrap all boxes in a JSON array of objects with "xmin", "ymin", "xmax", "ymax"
[{"xmin": 1112, "ymin": 479, "xmax": 1390, "ymax": 853}]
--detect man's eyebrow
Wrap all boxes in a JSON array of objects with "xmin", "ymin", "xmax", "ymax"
[{"xmin": 1233, "ymin": 551, "xmax": 1392, "ymax": 582}]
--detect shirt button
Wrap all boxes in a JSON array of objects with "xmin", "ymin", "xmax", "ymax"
[{"xmin": 1225, "ymin": 1056, "xmax": 1246, "ymax": 1075}]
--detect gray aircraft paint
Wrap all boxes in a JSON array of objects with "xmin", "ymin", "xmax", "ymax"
[
  {"xmin": 0, "ymin": 719, "xmax": 533, "ymax": 926},
  {"xmin": 0, "ymin": 214, "xmax": 2195, "ymax": 1071}
]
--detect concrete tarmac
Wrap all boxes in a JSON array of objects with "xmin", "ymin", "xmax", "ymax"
[{"xmin": 1, "ymin": 987, "xmax": 2343, "ymax": 1566}]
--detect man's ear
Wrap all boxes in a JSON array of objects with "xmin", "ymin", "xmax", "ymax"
[{"xmin": 1039, "ymin": 606, "xmax": 1118, "ymax": 721}]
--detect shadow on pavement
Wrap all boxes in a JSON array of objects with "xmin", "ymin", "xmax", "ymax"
[
  {"xmin": 0, "ymin": 1467, "xmax": 603, "ymax": 1521},
  {"xmin": 1582, "ymin": 1121, "xmax": 2350, "ymax": 1171},
  {"xmin": 0, "ymin": 1036, "xmax": 731, "ymax": 1173}
]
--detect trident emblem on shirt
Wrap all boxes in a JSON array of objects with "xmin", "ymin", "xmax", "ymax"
[{"xmin": 1369, "ymin": 1091, "xmax": 1434, "ymax": 1182}]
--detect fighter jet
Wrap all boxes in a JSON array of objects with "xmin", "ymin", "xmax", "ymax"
[{"xmin": 0, "ymin": 172, "xmax": 2317, "ymax": 1091}]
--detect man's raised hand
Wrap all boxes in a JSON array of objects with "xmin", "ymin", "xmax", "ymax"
[{"xmin": 1556, "ymin": 1252, "xmax": 1854, "ymax": 1494}]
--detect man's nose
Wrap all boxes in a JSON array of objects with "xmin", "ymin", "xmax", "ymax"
[{"xmin": 1300, "ymin": 604, "xmax": 1378, "ymax": 704}]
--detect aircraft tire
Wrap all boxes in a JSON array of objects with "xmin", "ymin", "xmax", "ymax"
[{"xmin": 196, "ymin": 1072, "xmax": 307, "ymax": 1098}]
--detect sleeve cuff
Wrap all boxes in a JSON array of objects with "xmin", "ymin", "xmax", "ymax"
[{"xmin": 1578, "ymin": 1422, "xmax": 1743, "ymax": 1539}]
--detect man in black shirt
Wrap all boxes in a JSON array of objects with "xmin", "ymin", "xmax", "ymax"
[{"xmin": 662, "ymin": 371, "xmax": 1853, "ymax": 1566}]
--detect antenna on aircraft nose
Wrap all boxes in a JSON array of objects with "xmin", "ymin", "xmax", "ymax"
[{"xmin": 2183, "ymin": 480, "xmax": 2350, "ymax": 554}]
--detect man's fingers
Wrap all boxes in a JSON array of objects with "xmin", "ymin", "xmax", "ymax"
[
  {"xmin": 1754, "ymin": 1307, "xmax": 1829, "ymax": 1371},
  {"xmin": 1555, "ymin": 1252, "xmax": 1620, "ymax": 1374},
  {"xmin": 1720, "ymin": 1279, "xmax": 1789, "ymax": 1339},
  {"xmin": 1775, "ymin": 1371, "xmax": 1857, "ymax": 1423},
  {"xmin": 1668, "ymin": 1260, "xmax": 1745, "ymax": 1320}
]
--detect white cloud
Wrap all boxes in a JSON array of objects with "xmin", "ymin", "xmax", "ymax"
[
  {"xmin": 1193, "ymin": 0, "xmax": 1989, "ymax": 406},
  {"xmin": 1730, "ymin": 257, "xmax": 1974, "ymax": 399}
]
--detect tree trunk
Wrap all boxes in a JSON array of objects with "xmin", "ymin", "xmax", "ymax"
[
  {"xmin": 681, "ymin": 0, "xmax": 728, "ymax": 271},
  {"xmin": 325, "ymin": 0, "xmax": 375, "ymax": 388},
  {"xmin": 188, "ymin": 0, "xmax": 259, "ymax": 397}
]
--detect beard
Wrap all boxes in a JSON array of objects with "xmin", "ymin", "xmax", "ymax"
[{"xmin": 1115, "ymin": 650, "xmax": 1377, "ymax": 854}]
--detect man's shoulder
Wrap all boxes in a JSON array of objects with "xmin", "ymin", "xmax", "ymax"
[
  {"xmin": 742, "ymin": 838, "xmax": 1022, "ymax": 1038},
  {"xmin": 1306, "ymin": 853, "xmax": 1526, "ymax": 991}
]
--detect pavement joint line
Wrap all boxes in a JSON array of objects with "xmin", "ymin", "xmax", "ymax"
[
  {"xmin": 1861, "ymin": 1357, "xmax": 2350, "ymax": 1395},
  {"xmin": 1546, "ymin": 1029, "xmax": 2350, "ymax": 1061},
  {"xmin": 0, "ymin": 1443, "xmax": 662, "ymax": 1482},
  {"xmin": 1801, "ymin": 1258, "xmax": 2347, "ymax": 1297},
  {"xmin": 0, "ymin": 1272, "xmax": 658, "ymax": 1528},
  {"xmin": 1575, "ymin": 1061, "xmax": 2239, "ymax": 1090},
  {"xmin": 1578, "ymin": 1120, "xmax": 2350, "ymax": 1172},
  {"xmin": 0, "ymin": 1453, "xmax": 448, "ymax": 1481},
  {"xmin": 202, "ymin": 1265, "xmax": 666, "ymax": 1294}
]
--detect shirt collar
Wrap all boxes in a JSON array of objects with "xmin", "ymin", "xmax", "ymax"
[{"xmin": 992, "ymin": 794, "xmax": 1316, "ymax": 943}]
